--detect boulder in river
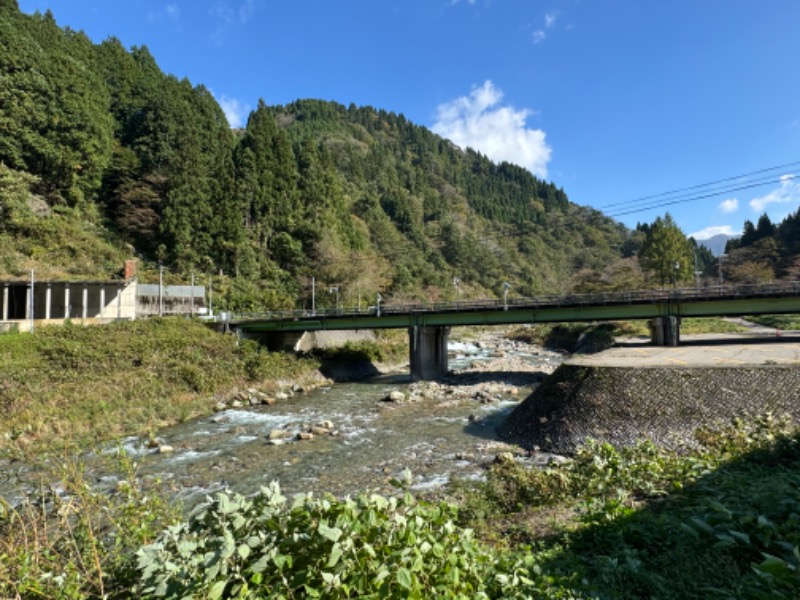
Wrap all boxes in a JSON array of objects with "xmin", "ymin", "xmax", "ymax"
[
  {"xmin": 383, "ymin": 390, "xmax": 406, "ymax": 403},
  {"xmin": 268, "ymin": 429, "xmax": 294, "ymax": 441}
]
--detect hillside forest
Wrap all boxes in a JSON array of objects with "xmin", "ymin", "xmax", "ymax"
[{"xmin": 1, "ymin": 2, "xmax": 797, "ymax": 313}]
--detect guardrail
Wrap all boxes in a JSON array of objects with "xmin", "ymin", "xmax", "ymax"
[{"xmin": 218, "ymin": 282, "xmax": 800, "ymax": 325}]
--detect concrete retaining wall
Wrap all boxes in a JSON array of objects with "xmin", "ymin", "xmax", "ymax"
[{"xmin": 497, "ymin": 365, "xmax": 800, "ymax": 454}]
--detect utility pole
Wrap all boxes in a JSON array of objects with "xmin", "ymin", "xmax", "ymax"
[
  {"xmin": 329, "ymin": 286, "xmax": 340, "ymax": 313},
  {"xmin": 311, "ymin": 276, "xmax": 316, "ymax": 316},
  {"xmin": 502, "ymin": 282, "xmax": 511, "ymax": 311},
  {"xmin": 208, "ymin": 274, "xmax": 213, "ymax": 317},
  {"xmin": 29, "ymin": 269, "xmax": 34, "ymax": 334},
  {"xmin": 158, "ymin": 263, "xmax": 164, "ymax": 317}
]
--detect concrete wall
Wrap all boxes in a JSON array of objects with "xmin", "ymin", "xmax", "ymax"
[{"xmin": 1, "ymin": 279, "xmax": 138, "ymax": 331}]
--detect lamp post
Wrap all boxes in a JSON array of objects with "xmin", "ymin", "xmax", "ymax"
[
  {"xmin": 376, "ymin": 293, "xmax": 382, "ymax": 317},
  {"xmin": 502, "ymin": 282, "xmax": 511, "ymax": 311},
  {"xmin": 453, "ymin": 277, "xmax": 461, "ymax": 301},
  {"xmin": 329, "ymin": 286, "xmax": 340, "ymax": 313}
]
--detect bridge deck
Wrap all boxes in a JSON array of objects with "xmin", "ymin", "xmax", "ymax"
[{"xmin": 227, "ymin": 283, "xmax": 800, "ymax": 333}]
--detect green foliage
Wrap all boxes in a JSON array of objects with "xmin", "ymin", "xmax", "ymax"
[
  {"xmin": 454, "ymin": 415, "xmax": 800, "ymax": 599},
  {"xmin": 0, "ymin": 319, "xmax": 321, "ymax": 455},
  {"xmin": 135, "ymin": 482, "xmax": 534, "ymax": 599},
  {"xmin": 743, "ymin": 314, "xmax": 800, "ymax": 330},
  {"xmin": 0, "ymin": 452, "xmax": 179, "ymax": 599},
  {"xmin": 639, "ymin": 213, "xmax": 694, "ymax": 287}
]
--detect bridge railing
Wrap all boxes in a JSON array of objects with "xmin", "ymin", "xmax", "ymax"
[{"xmin": 222, "ymin": 281, "xmax": 800, "ymax": 324}]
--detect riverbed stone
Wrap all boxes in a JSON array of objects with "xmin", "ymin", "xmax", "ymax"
[
  {"xmin": 310, "ymin": 426, "xmax": 331, "ymax": 436},
  {"xmin": 158, "ymin": 445, "xmax": 175, "ymax": 454},
  {"xmin": 213, "ymin": 402, "xmax": 227, "ymax": 412},
  {"xmin": 383, "ymin": 390, "xmax": 406, "ymax": 403},
  {"xmin": 268, "ymin": 429, "xmax": 294, "ymax": 441},
  {"xmin": 298, "ymin": 432, "xmax": 314, "ymax": 441}
]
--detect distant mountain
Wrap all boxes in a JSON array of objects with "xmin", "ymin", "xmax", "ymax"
[{"xmin": 695, "ymin": 234, "xmax": 737, "ymax": 256}]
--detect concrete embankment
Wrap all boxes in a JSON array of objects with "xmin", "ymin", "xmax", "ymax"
[{"xmin": 498, "ymin": 339, "xmax": 800, "ymax": 454}]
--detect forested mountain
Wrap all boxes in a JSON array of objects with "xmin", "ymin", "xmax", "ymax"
[{"xmin": 0, "ymin": 2, "xmax": 632, "ymax": 311}]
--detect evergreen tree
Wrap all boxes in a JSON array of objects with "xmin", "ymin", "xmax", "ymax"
[{"xmin": 639, "ymin": 213, "xmax": 694, "ymax": 287}]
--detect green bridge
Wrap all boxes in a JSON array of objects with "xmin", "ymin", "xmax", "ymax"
[{"xmin": 226, "ymin": 283, "xmax": 800, "ymax": 380}]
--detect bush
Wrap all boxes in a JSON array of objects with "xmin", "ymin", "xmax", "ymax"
[{"xmin": 135, "ymin": 482, "xmax": 554, "ymax": 599}]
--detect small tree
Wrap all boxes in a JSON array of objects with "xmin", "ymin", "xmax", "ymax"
[{"xmin": 639, "ymin": 213, "xmax": 694, "ymax": 287}]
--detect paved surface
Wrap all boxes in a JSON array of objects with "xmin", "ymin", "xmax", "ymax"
[{"xmin": 568, "ymin": 331, "xmax": 800, "ymax": 367}]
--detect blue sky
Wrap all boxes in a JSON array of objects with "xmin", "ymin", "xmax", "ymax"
[{"xmin": 18, "ymin": 0, "xmax": 800, "ymax": 240}]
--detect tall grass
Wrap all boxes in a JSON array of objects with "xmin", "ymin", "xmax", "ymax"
[{"xmin": 0, "ymin": 318, "xmax": 321, "ymax": 456}]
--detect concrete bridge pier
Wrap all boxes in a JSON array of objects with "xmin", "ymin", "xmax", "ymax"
[
  {"xmin": 650, "ymin": 316, "xmax": 681, "ymax": 346},
  {"xmin": 409, "ymin": 325, "xmax": 450, "ymax": 381}
]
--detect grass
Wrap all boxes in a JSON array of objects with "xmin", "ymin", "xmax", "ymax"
[
  {"xmin": 0, "ymin": 318, "xmax": 322, "ymax": 457},
  {"xmin": 744, "ymin": 314, "xmax": 800, "ymax": 330},
  {"xmin": 450, "ymin": 414, "xmax": 800, "ymax": 599}
]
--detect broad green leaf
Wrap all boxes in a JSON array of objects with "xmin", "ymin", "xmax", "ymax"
[
  {"xmin": 397, "ymin": 567, "xmax": 414, "ymax": 590},
  {"xmin": 327, "ymin": 543, "xmax": 343, "ymax": 567},
  {"xmin": 208, "ymin": 580, "xmax": 227, "ymax": 600}
]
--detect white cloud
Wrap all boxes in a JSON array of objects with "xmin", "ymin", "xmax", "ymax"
[
  {"xmin": 238, "ymin": 0, "xmax": 256, "ymax": 23},
  {"xmin": 532, "ymin": 11, "xmax": 559, "ymax": 45},
  {"xmin": 212, "ymin": 1, "xmax": 256, "ymax": 25},
  {"xmin": 749, "ymin": 175, "xmax": 800, "ymax": 212},
  {"xmin": 216, "ymin": 94, "xmax": 250, "ymax": 128},
  {"xmin": 432, "ymin": 80, "xmax": 551, "ymax": 178},
  {"xmin": 718, "ymin": 198, "xmax": 738, "ymax": 213},
  {"xmin": 166, "ymin": 3, "xmax": 180, "ymax": 19},
  {"xmin": 688, "ymin": 225, "xmax": 736, "ymax": 240}
]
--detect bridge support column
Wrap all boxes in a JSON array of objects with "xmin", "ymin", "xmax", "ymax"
[
  {"xmin": 409, "ymin": 326, "xmax": 449, "ymax": 381},
  {"xmin": 650, "ymin": 316, "xmax": 680, "ymax": 347}
]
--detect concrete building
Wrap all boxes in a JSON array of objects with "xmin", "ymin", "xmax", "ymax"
[{"xmin": 0, "ymin": 277, "xmax": 206, "ymax": 332}]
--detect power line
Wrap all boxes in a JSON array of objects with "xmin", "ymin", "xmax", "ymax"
[
  {"xmin": 599, "ymin": 160, "xmax": 800, "ymax": 210},
  {"xmin": 607, "ymin": 174, "xmax": 799, "ymax": 218}
]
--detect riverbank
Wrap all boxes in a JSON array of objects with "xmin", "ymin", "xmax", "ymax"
[{"xmin": 498, "ymin": 334, "xmax": 800, "ymax": 454}]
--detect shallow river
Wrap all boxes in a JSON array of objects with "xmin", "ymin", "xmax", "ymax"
[{"xmin": 3, "ymin": 340, "xmax": 561, "ymax": 507}]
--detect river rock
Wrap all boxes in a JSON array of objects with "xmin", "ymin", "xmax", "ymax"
[
  {"xmin": 383, "ymin": 390, "xmax": 406, "ymax": 403},
  {"xmin": 158, "ymin": 445, "xmax": 175, "ymax": 454},
  {"xmin": 298, "ymin": 432, "xmax": 314, "ymax": 441},
  {"xmin": 266, "ymin": 438, "xmax": 287, "ymax": 446},
  {"xmin": 316, "ymin": 420, "xmax": 334, "ymax": 430},
  {"xmin": 310, "ymin": 426, "xmax": 331, "ymax": 436},
  {"xmin": 231, "ymin": 400, "xmax": 243, "ymax": 409},
  {"xmin": 268, "ymin": 429, "xmax": 294, "ymax": 441},
  {"xmin": 213, "ymin": 402, "xmax": 228, "ymax": 412}
]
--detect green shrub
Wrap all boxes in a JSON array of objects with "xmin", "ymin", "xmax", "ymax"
[{"xmin": 134, "ymin": 482, "xmax": 557, "ymax": 599}]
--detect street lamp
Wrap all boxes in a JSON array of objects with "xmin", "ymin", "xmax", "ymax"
[
  {"xmin": 328, "ymin": 286, "xmax": 340, "ymax": 313},
  {"xmin": 376, "ymin": 293, "xmax": 382, "ymax": 317},
  {"xmin": 453, "ymin": 277, "xmax": 461, "ymax": 301},
  {"xmin": 502, "ymin": 282, "xmax": 511, "ymax": 311}
]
